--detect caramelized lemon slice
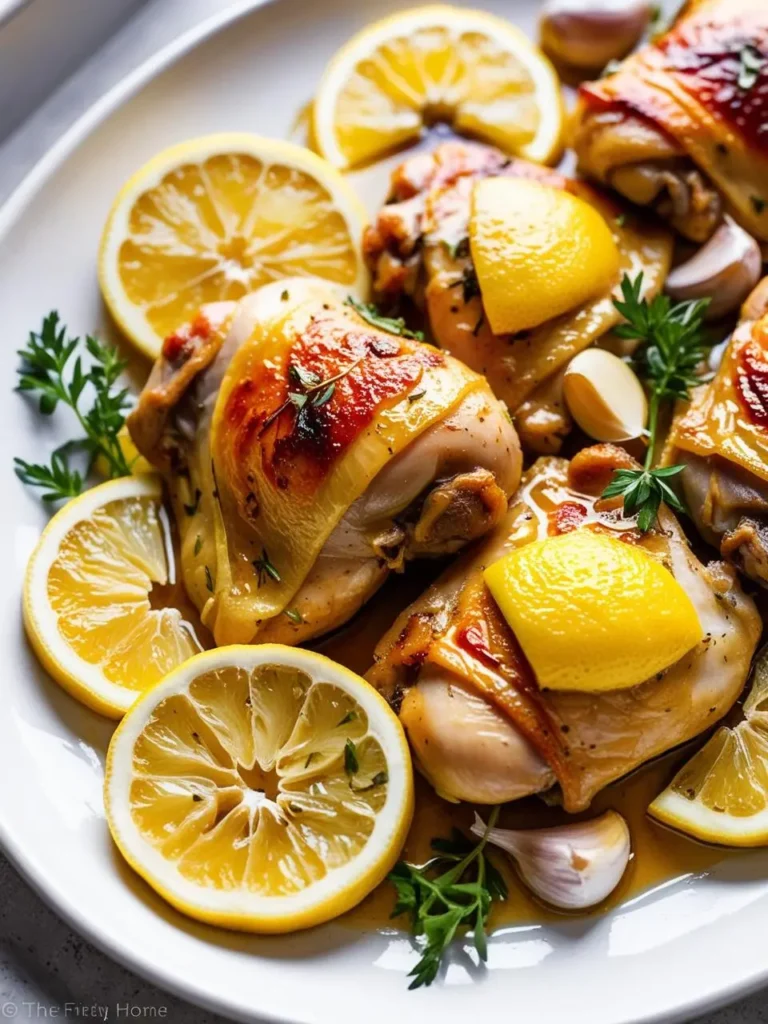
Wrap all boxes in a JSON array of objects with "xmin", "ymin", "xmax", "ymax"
[
  {"xmin": 313, "ymin": 5, "xmax": 564, "ymax": 170},
  {"xmin": 98, "ymin": 134, "xmax": 370, "ymax": 359},
  {"xmin": 649, "ymin": 647, "xmax": 768, "ymax": 846},
  {"xmin": 104, "ymin": 645, "xmax": 414, "ymax": 932},
  {"xmin": 23, "ymin": 476, "xmax": 201, "ymax": 718}
]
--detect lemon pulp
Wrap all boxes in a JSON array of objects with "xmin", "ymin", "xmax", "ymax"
[{"xmin": 105, "ymin": 646, "xmax": 414, "ymax": 931}]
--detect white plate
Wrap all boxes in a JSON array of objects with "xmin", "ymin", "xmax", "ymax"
[{"xmin": 1, "ymin": 1, "xmax": 767, "ymax": 1022}]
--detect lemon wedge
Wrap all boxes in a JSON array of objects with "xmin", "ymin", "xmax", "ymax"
[
  {"xmin": 104, "ymin": 645, "xmax": 414, "ymax": 932},
  {"xmin": 484, "ymin": 530, "xmax": 702, "ymax": 693},
  {"xmin": 23, "ymin": 476, "xmax": 202, "ymax": 718},
  {"xmin": 98, "ymin": 134, "xmax": 370, "ymax": 360},
  {"xmin": 313, "ymin": 5, "xmax": 564, "ymax": 170},
  {"xmin": 649, "ymin": 646, "xmax": 768, "ymax": 846},
  {"xmin": 470, "ymin": 177, "xmax": 621, "ymax": 335}
]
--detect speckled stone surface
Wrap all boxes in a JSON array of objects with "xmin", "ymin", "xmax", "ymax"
[{"xmin": 0, "ymin": 2, "xmax": 766, "ymax": 1021}]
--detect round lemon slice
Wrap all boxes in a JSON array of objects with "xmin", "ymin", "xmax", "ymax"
[
  {"xmin": 23, "ymin": 476, "xmax": 202, "ymax": 718},
  {"xmin": 649, "ymin": 646, "xmax": 768, "ymax": 846},
  {"xmin": 313, "ymin": 5, "xmax": 564, "ymax": 170},
  {"xmin": 104, "ymin": 645, "xmax": 414, "ymax": 932},
  {"xmin": 98, "ymin": 133, "xmax": 370, "ymax": 360}
]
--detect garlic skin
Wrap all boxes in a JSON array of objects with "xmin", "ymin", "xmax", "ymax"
[
  {"xmin": 563, "ymin": 348, "xmax": 647, "ymax": 442},
  {"xmin": 665, "ymin": 216, "xmax": 762, "ymax": 320},
  {"xmin": 539, "ymin": 0, "xmax": 652, "ymax": 71},
  {"xmin": 471, "ymin": 810, "xmax": 631, "ymax": 911}
]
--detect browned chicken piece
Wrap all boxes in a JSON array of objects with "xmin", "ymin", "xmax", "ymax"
[
  {"xmin": 368, "ymin": 444, "xmax": 761, "ymax": 811},
  {"xmin": 666, "ymin": 277, "xmax": 768, "ymax": 585},
  {"xmin": 128, "ymin": 280, "xmax": 522, "ymax": 646},
  {"xmin": 363, "ymin": 140, "xmax": 672, "ymax": 454}
]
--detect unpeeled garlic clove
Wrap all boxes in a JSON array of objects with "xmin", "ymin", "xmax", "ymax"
[
  {"xmin": 563, "ymin": 348, "xmax": 647, "ymax": 442},
  {"xmin": 471, "ymin": 810, "xmax": 631, "ymax": 911},
  {"xmin": 539, "ymin": 0, "xmax": 652, "ymax": 70},
  {"xmin": 665, "ymin": 216, "xmax": 762, "ymax": 320}
]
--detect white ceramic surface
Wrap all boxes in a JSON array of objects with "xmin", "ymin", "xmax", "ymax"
[{"xmin": 1, "ymin": 1, "xmax": 767, "ymax": 1022}]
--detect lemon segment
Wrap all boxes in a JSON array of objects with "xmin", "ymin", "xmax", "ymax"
[
  {"xmin": 470, "ymin": 177, "xmax": 621, "ymax": 335},
  {"xmin": 313, "ymin": 5, "xmax": 564, "ymax": 170},
  {"xmin": 98, "ymin": 134, "xmax": 370, "ymax": 360},
  {"xmin": 649, "ymin": 647, "xmax": 768, "ymax": 845},
  {"xmin": 23, "ymin": 476, "xmax": 201, "ymax": 718},
  {"xmin": 104, "ymin": 645, "xmax": 414, "ymax": 932},
  {"xmin": 484, "ymin": 530, "xmax": 702, "ymax": 693}
]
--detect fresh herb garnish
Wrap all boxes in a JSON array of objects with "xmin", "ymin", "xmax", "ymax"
[
  {"xmin": 346, "ymin": 297, "xmax": 425, "ymax": 341},
  {"xmin": 14, "ymin": 312, "xmax": 133, "ymax": 501},
  {"xmin": 601, "ymin": 273, "xmax": 710, "ymax": 531},
  {"xmin": 344, "ymin": 738, "xmax": 359, "ymax": 775},
  {"xmin": 738, "ymin": 43, "xmax": 763, "ymax": 91},
  {"xmin": 261, "ymin": 357, "xmax": 362, "ymax": 433},
  {"xmin": 284, "ymin": 607, "xmax": 304, "ymax": 625},
  {"xmin": 204, "ymin": 566, "xmax": 214, "ymax": 593},
  {"xmin": 193, "ymin": 535, "xmax": 203, "ymax": 557},
  {"xmin": 408, "ymin": 389, "xmax": 426, "ymax": 403},
  {"xmin": 253, "ymin": 547, "xmax": 281, "ymax": 587},
  {"xmin": 337, "ymin": 710, "xmax": 357, "ymax": 727},
  {"xmin": 389, "ymin": 808, "xmax": 507, "ymax": 989}
]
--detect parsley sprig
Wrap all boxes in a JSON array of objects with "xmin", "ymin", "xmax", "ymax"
[
  {"xmin": 389, "ymin": 808, "xmax": 507, "ymax": 989},
  {"xmin": 601, "ymin": 274, "xmax": 710, "ymax": 531},
  {"xmin": 14, "ymin": 312, "xmax": 133, "ymax": 502}
]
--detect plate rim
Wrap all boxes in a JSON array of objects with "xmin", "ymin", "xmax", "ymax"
[{"xmin": 1, "ymin": 2, "xmax": 767, "ymax": 1022}]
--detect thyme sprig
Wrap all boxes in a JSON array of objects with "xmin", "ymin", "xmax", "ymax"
[
  {"xmin": 601, "ymin": 273, "xmax": 710, "ymax": 531},
  {"xmin": 345, "ymin": 297, "xmax": 424, "ymax": 341},
  {"xmin": 389, "ymin": 808, "xmax": 507, "ymax": 989},
  {"xmin": 260, "ymin": 357, "xmax": 363, "ymax": 434},
  {"xmin": 14, "ymin": 312, "xmax": 133, "ymax": 502}
]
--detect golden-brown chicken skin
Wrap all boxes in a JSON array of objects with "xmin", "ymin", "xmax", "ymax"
[
  {"xmin": 128, "ymin": 280, "xmax": 522, "ymax": 646},
  {"xmin": 572, "ymin": 0, "xmax": 768, "ymax": 242}
]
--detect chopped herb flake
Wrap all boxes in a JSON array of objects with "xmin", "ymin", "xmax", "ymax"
[{"xmin": 344, "ymin": 738, "xmax": 359, "ymax": 775}]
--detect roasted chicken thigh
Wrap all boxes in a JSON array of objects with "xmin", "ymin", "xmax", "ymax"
[
  {"xmin": 128, "ymin": 280, "xmax": 521, "ymax": 646},
  {"xmin": 368, "ymin": 444, "xmax": 761, "ymax": 811},
  {"xmin": 364, "ymin": 140, "xmax": 671, "ymax": 452}
]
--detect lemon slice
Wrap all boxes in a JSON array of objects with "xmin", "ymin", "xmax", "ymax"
[
  {"xmin": 104, "ymin": 645, "xmax": 414, "ymax": 932},
  {"xmin": 23, "ymin": 476, "xmax": 202, "ymax": 718},
  {"xmin": 98, "ymin": 134, "xmax": 370, "ymax": 360},
  {"xmin": 313, "ymin": 5, "xmax": 564, "ymax": 170},
  {"xmin": 649, "ymin": 646, "xmax": 768, "ymax": 846}
]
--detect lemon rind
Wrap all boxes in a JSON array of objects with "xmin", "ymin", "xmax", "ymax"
[
  {"xmin": 648, "ymin": 789, "xmax": 768, "ymax": 848},
  {"xmin": 104, "ymin": 644, "xmax": 414, "ymax": 932},
  {"xmin": 23, "ymin": 474, "xmax": 165, "ymax": 719},
  {"xmin": 98, "ymin": 133, "xmax": 371, "ymax": 361}
]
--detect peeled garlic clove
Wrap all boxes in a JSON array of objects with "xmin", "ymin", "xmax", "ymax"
[
  {"xmin": 563, "ymin": 348, "xmax": 647, "ymax": 442},
  {"xmin": 666, "ymin": 216, "xmax": 762, "ymax": 320},
  {"xmin": 471, "ymin": 810, "xmax": 631, "ymax": 911},
  {"xmin": 539, "ymin": 0, "xmax": 652, "ymax": 70}
]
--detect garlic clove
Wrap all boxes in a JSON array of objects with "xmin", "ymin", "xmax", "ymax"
[
  {"xmin": 471, "ymin": 810, "xmax": 631, "ymax": 911},
  {"xmin": 665, "ymin": 216, "xmax": 762, "ymax": 321},
  {"xmin": 539, "ymin": 0, "xmax": 652, "ymax": 71},
  {"xmin": 563, "ymin": 348, "xmax": 647, "ymax": 442}
]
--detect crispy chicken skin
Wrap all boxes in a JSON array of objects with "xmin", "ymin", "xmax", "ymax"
[
  {"xmin": 368, "ymin": 444, "xmax": 761, "ymax": 811},
  {"xmin": 128, "ymin": 281, "xmax": 521, "ymax": 646},
  {"xmin": 666, "ymin": 278, "xmax": 768, "ymax": 586},
  {"xmin": 572, "ymin": 0, "xmax": 768, "ymax": 242},
  {"xmin": 364, "ymin": 140, "xmax": 671, "ymax": 453}
]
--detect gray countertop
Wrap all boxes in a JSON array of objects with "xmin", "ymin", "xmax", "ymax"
[{"xmin": 0, "ymin": 2, "xmax": 766, "ymax": 1021}]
